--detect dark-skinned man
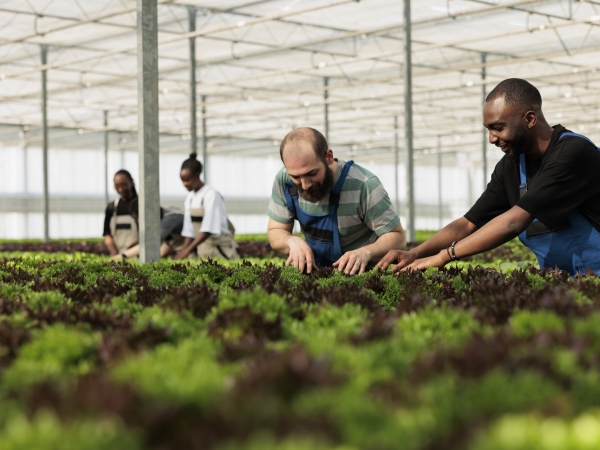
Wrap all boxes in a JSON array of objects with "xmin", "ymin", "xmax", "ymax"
[
  {"xmin": 378, "ymin": 78, "xmax": 600, "ymax": 276},
  {"xmin": 268, "ymin": 127, "xmax": 406, "ymax": 275}
]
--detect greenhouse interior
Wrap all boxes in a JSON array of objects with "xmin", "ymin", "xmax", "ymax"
[
  {"xmin": 2, "ymin": 0, "xmax": 600, "ymax": 449},
  {"xmin": 1, "ymin": 0, "xmax": 599, "ymax": 240}
]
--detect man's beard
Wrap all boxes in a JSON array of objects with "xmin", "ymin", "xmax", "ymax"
[
  {"xmin": 298, "ymin": 165, "xmax": 335, "ymax": 202},
  {"xmin": 506, "ymin": 126, "xmax": 529, "ymax": 161}
]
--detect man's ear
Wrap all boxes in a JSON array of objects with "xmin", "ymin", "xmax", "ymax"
[
  {"xmin": 525, "ymin": 110, "xmax": 537, "ymax": 129},
  {"xmin": 325, "ymin": 148, "xmax": 334, "ymax": 165}
]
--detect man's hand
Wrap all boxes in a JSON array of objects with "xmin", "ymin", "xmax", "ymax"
[
  {"xmin": 333, "ymin": 248, "xmax": 371, "ymax": 275},
  {"xmin": 376, "ymin": 249, "xmax": 418, "ymax": 272},
  {"xmin": 397, "ymin": 250, "xmax": 450, "ymax": 273},
  {"xmin": 286, "ymin": 236, "xmax": 316, "ymax": 273}
]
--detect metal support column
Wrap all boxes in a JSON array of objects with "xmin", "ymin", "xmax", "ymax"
[
  {"xmin": 188, "ymin": 6, "xmax": 197, "ymax": 157},
  {"xmin": 41, "ymin": 44, "xmax": 50, "ymax": 243},
  {"xmin": 201, "ymin": 94, "xmax": 207, "ymax": 183},
  {"xmin": 394, "ymin": 116, "xmax": 400, "ymax": 217},
  {"xmin": 437, "ymin": 136, "xmax": 442, "ymax": 230},
  {"xmin": 481, "ymin": 52, "xmax": 487, "ymax": 191},
  {"xmin": 403, "ymin": 0, "xmax": 415, "ymax": 242},
  {"xmin": 137, "ymin": 0, "xmax": 160, "ymax": 263},
  {"xmin": 324, "ymin": 77, "xmax": 329, "ymax": 142},
  {"xmin": 104, "ymin": 110, "xmax": 109, "ymax": 206},
  {"xmin": 22, "ymin": 126, "xmax": 29, "ymax": 238}
]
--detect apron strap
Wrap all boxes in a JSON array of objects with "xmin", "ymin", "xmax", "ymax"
[
  {"xmin": 559, "ymin": 131, "xmax": 600, "ymax": 150},
  {"xmin": 518, "ymin": 153, "xmax": 527, "ymax": 198}
]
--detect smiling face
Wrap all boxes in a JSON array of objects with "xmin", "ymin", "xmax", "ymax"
[
  {"xmin": 282, "ymin": 140, "xmax": 335, "ymax": 202},
  {"xmin": 483, "ymin": 96, "xmax": 533, "ymax": 158},
  {"xmin": 113, "ymin": 173, "xmax": 134, "ymax": 200}
]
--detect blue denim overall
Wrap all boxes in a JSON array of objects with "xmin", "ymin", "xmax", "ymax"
[
  {"xmin": 284, "ymin": 160, "xmax": 354, "ymax": 267},
  {"xmin": 518, "ymin": 132, "xmax": 600, "ymax": 276}
]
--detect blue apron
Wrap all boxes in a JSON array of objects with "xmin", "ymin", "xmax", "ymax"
[
  {"xmin": 284, "ymin": 160, "xmax": 354, "ymax": 267},
  {"xmin": 518, "ymin": 132, "xmax": 600, "ymax": 276}
]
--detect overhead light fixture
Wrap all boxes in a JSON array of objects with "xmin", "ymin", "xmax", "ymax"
[
  {"xmin": 556, "ymin": 113, "xmax": 563, "ymax": 118},
  {"xmin": 162, "ymin": 88, "xmax": 169, "ymax": 94},
  {"xmin": 317, "ymin": 61, "xmax": 326, "ymax": 69},
  {"xmin": 579, "ymin": 125, "xmax": 586, "ymax": 131},
  {"xmin": 564, "ymin": 92, "xmax": 572, "ymax": 98},
  {"xmin": 272, "ymin": 140, "xmax": 278, "ymax": 146},
  {"xmin": 77, "ymin": 128, "xmax": 84, "ymax": 135},
  {"xmin": 590, "ymin": 15, "xmax": 600, "ymax": 23},
  {"xmin": 84, "ymin": 81, "xmax": 92, "ymax": 88},
  {"xmin": 454, "ymin": 135, "xmax": 461, "ymax": 142},
  {"xmin": 539, "ymin": 24, "xmax": 546, "ymax": 31},
  {"xmin": 352, "ymin": 144, "xmax": 358, "ymax": 151},
  {"xmin": 236, "ymin": 20, "xmax": 246, "ymax": 27},
  {"xmin": 572, "ymin": 68, "xmax": 579, "ymax": 73},
  {"xmin": 375, "ymin": 130, "xmax": 381, "ymax": 136},
  {"xmin": 303, "ymin": 101, "xmax": 310, "ymax": 107},
  {"xmin": 465, "ymin": 80, "xmax": 474, "ymax": 87}
]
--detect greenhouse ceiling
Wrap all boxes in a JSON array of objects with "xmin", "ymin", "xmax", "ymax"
[{"xmin": 0, "ymin": 0, "xmax": 599, "ymax": 163}]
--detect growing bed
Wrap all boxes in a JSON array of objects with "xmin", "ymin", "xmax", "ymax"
[{"xmin": 0, "ymin": 238, "xmax": 599, "ymax": 449}]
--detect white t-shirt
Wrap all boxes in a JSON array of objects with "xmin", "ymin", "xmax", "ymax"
[{"xmin": 182, "ymin": 185, "xmax": 231, "ymax": 238}]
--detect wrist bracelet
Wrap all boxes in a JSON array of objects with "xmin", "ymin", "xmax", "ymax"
[
  {"xmin": 121, "ymin": 253, "xmax": 127, "ymax": 259},
  {"xmin": 450, "ymin": 240, "xmax": 459, "ymax": 261},
  {"xmin": 446, "ymin": 246, "xmax": 452, "ymax": 262}
]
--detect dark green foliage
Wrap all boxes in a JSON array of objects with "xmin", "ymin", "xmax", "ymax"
[{"xmin": 2, "ymin": 247, "xmax": 600, "ymax": 449}]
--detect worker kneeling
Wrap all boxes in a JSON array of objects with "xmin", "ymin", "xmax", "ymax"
[
  {"xmin": 174, "ymin": 153, "xmax": 239, "ymax": 260},
  {"xmin": 267, "ymin": 127, "xmax": 406, "ymax": 275},
  {"xmin": 378, "ymin": 78, "xmax": 600, "ymax": 277}
]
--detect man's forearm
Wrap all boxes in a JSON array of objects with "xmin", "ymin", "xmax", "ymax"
[
  {"xmin": 361, "ymin": 229, "xmax": 406, "ymax": 262},
  {"xmin": 410, "ymin": 217, "xmax": 477, "ymax": 259},
  {"xmin": 267, "ymin": 228, "xmax": 294, "ymax": 255},
  {"xmin": 451, "ymin": 209, "xmax": 531, "ymax": 260}
]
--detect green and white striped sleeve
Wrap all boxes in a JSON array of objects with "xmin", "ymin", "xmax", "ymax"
[
  {"xmin": 267, "ymin": 169, "xmax": 295, "ymax": 224},
  {"xmin": 360, "ymin": 175, "xmax": 400, "ymax": 236}
]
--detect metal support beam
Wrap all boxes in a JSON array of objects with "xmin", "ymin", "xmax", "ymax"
[
  {"xmin": 437, "ymin": 136, "xmax": 442, "ymax": 230},
  {"xmin": 201, "ymin": 94, "xmax": 207, "ymax": 183},
  {"xmin": 104, "ymin": 110, "xmax": 109, "ymax": 206},
  {"xmin": 481, "ymin": 52, "xmax": 487, "ymax": 191},
  {"xmin": 324, "ymin": 77, "xmax": 329, "ymax": 142},
  {"xmin": 403, "ymin": 0, "xmax": 415, "ymax": 242},
  {"xmin": 137, "ymin": 0, "xmax": 160, "ymax": 263},
  {"xmin": 40, "ymin": 44, "xmax": 49, "ymax": 244},
  {"xmin": 393, "ymin": 115, "xmax": 400, "ymax": 217},
  {"xmin": 188, "ymin": 6, "xmax": 197, "ymax": 158}
]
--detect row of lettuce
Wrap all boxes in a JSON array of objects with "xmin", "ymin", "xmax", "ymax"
[{"xmin": 1, "ymin": 250, "xmax": 600, "ymax": 449}]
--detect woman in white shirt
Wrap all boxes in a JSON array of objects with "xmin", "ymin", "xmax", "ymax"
[{"xmin": 173, "ymin": 153, "xmax": 239, "ymax": 260}]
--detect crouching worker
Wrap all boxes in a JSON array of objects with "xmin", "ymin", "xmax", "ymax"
[
  {"xmin": 267, "ymin": 127, "xmax": 406, "ymax": 275},
  {"xmin": 104, "ymin": 170, "xmax": 139, "ymax": 257},
  {"xmin": 174, "ymin": 153, "xmax": 239, "ymax": 260},
  {"xmin": 104, "ymin": 170, "xmax": 186, "ymax": 259}
]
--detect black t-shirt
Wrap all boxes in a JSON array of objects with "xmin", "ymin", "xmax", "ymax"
[
  {"xmin": 465, "ymin": 125, "xmax": 600, "ymax": 233},
  {"xmin": 103, "ymin": 197, "xmax": 139, "ymax": 237}
]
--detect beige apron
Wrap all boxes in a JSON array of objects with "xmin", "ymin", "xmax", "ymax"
[
  {"xmin": 109, "ymin": 199, "xmax": 139, "ymax": 253},
  {"xmin": 190, "ymin": 197, "xmax": 239, "ymax": 260}
]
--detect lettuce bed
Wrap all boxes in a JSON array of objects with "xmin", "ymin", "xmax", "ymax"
[{"xmin": 2, "ymin": 241, "xmax": 600, "ymax": 449}]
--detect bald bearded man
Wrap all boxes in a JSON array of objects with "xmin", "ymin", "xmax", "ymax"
[{"xmin": 267, "ymin": 127, "xmax": 406, "ymax": 275}]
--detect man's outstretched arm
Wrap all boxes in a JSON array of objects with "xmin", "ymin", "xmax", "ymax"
[
  {"xmin": 377, "ymin": 216, "xmax": 478, "ymax": 271},
  {"xmin": 333, "ymin": 223, "xmax": 406, "ymax": 275},
  {"xmin": 267, "ymin": 218, "xmax": 316, "ymax": 273},
  {"xmin": 391, "ymin": 206, "xmax": 533, "ymax": 271}
]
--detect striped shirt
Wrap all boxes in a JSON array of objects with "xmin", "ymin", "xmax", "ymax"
[{"xmin": 267, "ymin": 159, "xmax": 400, "ymax": 252}]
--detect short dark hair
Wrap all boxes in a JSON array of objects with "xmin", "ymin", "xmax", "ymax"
[
  {"xmin": 181, "ymin": 152, "xmax": 203, "ymax": 175},
  {"xmin": 486, "ymin": 78, "xmax": 542, "ymax": 110},
  {"xmin": 279, "ymin": 127, "xmax": 328, "ymax": 163}
]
